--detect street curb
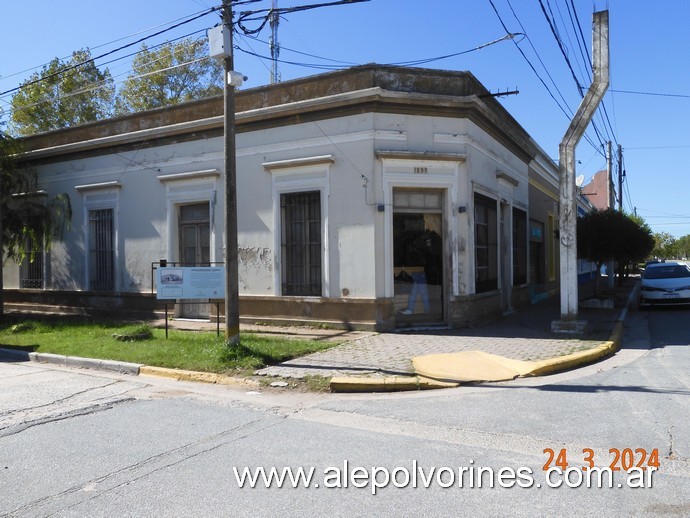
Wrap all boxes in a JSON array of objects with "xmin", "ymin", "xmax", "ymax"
[
  {"xmin": 329, "ymin": 285, "xmax": 636, "ymax": 393},
  {"xmin": 0, "ymin": 347, "xmax": 259, "ymax": 388},
  {"xmin": 139, "ymin": 365, "xmax": 259, "ymax": 387},
  {"xmin": 0, "ymin": 348, "xmax": 142, "ymax": 375},
  {"xmin": 329, "ymin": 375, "xmax": 459, "ymax": 392}
]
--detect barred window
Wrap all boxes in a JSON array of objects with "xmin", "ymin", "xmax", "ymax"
[
  {"xmin": 475, "ymin": 193, "xmax": 498, "ymax": 293},
  {"xmin": 21, "ymin": 230, "xmax": 44, "ymax": 289},
  {"xmin": 281, "ymin": 191, "xmax": 322, "ymax": 296},
  {"xmin": 88, "ymin": 208, "xmax": 114, "ymax": 291}
]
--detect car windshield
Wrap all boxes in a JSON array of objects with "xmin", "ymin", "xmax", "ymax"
[{"xmin": 643, "ymin": 264, "xmax": 690, "ymax": 279}]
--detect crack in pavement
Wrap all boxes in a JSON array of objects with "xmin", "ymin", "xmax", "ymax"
[
  {"xmin": 5, "ymin": 416, "xmax": 282, "ymax": 517},
  {"xmin": 0, "ymin": 379, "xmax": 123, "ymax": 419},
  {"xmin": 0, "ymin": 398, "xmax": 135, "ymax": 438}
]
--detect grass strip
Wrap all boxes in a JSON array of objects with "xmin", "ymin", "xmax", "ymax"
[{"xmin": 0, "ymin": 317, "xmax": 336, "ymax": 375}]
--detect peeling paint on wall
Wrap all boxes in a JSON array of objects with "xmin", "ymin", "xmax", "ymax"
[{"xmin": 238, "ymin": 247, "xmax": 272, "ymax": 271}]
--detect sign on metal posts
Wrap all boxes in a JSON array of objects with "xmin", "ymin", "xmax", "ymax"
[{"xmin": 156, "ymin": 266, "xmax": 225, "ymax": 338}]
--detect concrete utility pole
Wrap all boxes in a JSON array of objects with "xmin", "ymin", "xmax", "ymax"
[
  {"xmin": 222, "ymin": 0, "xmax": 240, "ymax": 346},
  {"xmin": 553, "ymin": 10, "xmax": 609, "ymax": 332}
]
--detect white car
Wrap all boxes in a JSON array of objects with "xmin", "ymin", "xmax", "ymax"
[{"xmin": 639, "ymin": 261, "xmax": 690, "ymax": 307}]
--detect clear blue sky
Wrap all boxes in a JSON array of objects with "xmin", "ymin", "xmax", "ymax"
[{"xmin": 2, "ymin": 1, "xmax": 689, "ymax": 237}]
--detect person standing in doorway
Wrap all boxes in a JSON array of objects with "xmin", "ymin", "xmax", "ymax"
[{"xmin": 400, "ymin": 238, "xmax": 430, "ymax": 315}]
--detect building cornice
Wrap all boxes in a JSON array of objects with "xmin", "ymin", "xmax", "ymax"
[{"xmin": 18, "ymin": 66, "xmax": 539, "ymax": 166}]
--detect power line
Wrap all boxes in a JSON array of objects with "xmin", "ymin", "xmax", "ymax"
[
  {"xmin": 536, "ymin": 0, "xmax": 614, "ymax": 148},
  {"xmin": 0, "ymin": 7, "xmax": 220, "ymax": 98},
  {"xmin": 236, "ymin": 31, "xmax": 519, "ymax": 71},
  {"xmin": 240, "ymin": 33, "xmax": 359, "ymax": 66},
  {"xmin": 626, "ymin": 144, "xmax": 690, "ymax": 150},
  {"xmin": 492, "ymin": 0, "xmax": 604, "ymax": 157},
  {"xmin": 610, "ymin": 88, "xmax": 690, "ymax": 99},
  {"xmin": 236, "ymin": 0, "xmax": 369, "ymax": 35},
  {"xmin": 537, "ymin": 0, "xmax": 584, "ymax": 95},
  {"xmin": 3, "ymin": 55, "xmax": 212, "ymax": 121},
  {"xmin": 0, "ymin": 8, "xmax": 220, "ymax": 85},
  {"xmin": 565, "ymin": 0, "xmax": 618, "ymax": 147}
]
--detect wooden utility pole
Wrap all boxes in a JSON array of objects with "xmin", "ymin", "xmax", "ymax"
[{"xmin": 222, "ymin": 0, "xmax": 240, "ymax": 345}]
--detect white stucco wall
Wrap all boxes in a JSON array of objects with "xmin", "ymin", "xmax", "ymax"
[{"xmin": 13, "ymin": 108, "xmax": 532, "ymax": 305}]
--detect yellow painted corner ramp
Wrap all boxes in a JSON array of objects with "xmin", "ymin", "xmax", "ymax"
[{"xmin": 412, "ymin": 351, "xmax": 536, "ymax": 383}]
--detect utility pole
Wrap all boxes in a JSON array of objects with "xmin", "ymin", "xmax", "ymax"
[
  {"xmin": 606, "ymin": 140, "xmax": 615, "ymax": 288},
  {"xmin": 269, "ymin": 0, "xmax": 280, "ymax": 83},
  {"xmin": 222, "ymin": 0, "xmax": 240, "ymax": 346},
  {"xmin": 553, "ymin": 10, "xmax": 609, "ymax": 333},
  {"xmin": 617, "ymin": 144, "xmax": 623, "ymax": 211}
]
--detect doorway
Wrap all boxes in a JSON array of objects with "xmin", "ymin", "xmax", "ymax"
[
  {"xmin": 178, "ymin": 203, "xmax": 210, "ymax": 318},
  {"xmin": 392, "ymin": 189, "xmax": 444, "ymax": 326}
]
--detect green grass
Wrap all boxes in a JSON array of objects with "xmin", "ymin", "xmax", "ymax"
[{"xmin": 0, "ymin": 316, "xmax": 337, "ymax": 375}]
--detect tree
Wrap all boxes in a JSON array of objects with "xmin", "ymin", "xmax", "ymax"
[
  {"xmin": 676, "ymin": 235, "xmax": 690, "ymax": 259},
  {"xmin": 9, "ymin": 49, "xmax": 115, "ymax": 136},
  {"xmin": 577, "ymin": 209, "xmax": 654, "ymax": 294},
  {"xmin": 114, "ymin": 38, "xmax": 223, "ymax": 115},
  {"xmin": 651, "ymin": 231, "xmax": 680, "ymax": 259},
  {"xmin": 0, "ymin": 132, "xmax": 72, "ymax": 323}
]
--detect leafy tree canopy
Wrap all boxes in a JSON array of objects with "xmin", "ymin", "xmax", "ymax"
[
  {"xmin": 0, "ymin": 132, "xmax": 71, "ymax": 261},
  {"xmin": 577, "ymin": 208, "xmax": 655, "ymax": 270},
  {"xmin": 9, "ymin": 49, "xmax": 115, "ymax": 136},
  {"xmin": 115, "ymin": 38, "xmax": 223, "ymax": 115},
  {"xmin": 651, "ymin": 231, "xmax": 682, "ymax": 259},
  {"xmin": 0, "ymin": 131, "xmax": 72, "ymax": 321}
]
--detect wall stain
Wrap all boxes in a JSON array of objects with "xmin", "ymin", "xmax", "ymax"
[{"xmin": 238, "ymin": 247, "xmax": 272, "ymax": 271}]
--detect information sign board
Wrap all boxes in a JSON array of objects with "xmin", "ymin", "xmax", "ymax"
[{"xmin": 156, "ymin": 267, "xmax": 225, "ymax": 300}]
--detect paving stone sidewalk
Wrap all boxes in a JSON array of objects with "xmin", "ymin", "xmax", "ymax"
[{"xmin": 256, "ymin": 281, "xmax": 636, "ymax": 379}]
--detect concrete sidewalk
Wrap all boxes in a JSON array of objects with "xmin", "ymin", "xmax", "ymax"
[
  {"xmin": 255, "ymin": 279, "xmax": 638, "ymax": 386},
  {"xmin": 2, "ymin": 277, "xmax": 638, "ymax": 392}
]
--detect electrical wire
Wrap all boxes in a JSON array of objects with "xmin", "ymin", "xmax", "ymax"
[
  {"xmin": 235, "ymin": 31, "xmax": 520, "ymax": 72},
  {"xmin": 610, "ymin": 89, "xmax": 690, "ymax": 98},
  {"xmin": 0, "ymin": 29, "xmax": 211, "ymax": 109},
  {"xmin": 240, "ymin": 34, "xmax": 359, "ymax": 66},
  {"xmin": 0, "ymin": 7, "xmax": 220, "ymax": 98},
  {"xmin": 492, "ymin": 0, "xmax": 604, "ymax": 157},
  {"xmin": 565, "ymin": 0, "xmax": 619, "ymax": 147},
  {"xmin": 0, "ymin": 8, "xmax": 219, "ymax": 85},
  {"xmin": 537, "ymin": 0, "xmax": 613, "ymax": 149},
  {"xmin": 4, "ymin": 56, "xmax": 213, "ymax": 121}
]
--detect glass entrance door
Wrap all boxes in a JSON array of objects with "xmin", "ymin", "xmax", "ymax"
[{"xmin": 392, "ymin": 189, "xmax": 444, "ymax": 326}]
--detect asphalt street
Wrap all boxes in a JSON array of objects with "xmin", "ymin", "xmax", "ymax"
[{"xmin": 1, "ymin": 305, "xmax": 689, "ymax": 517}]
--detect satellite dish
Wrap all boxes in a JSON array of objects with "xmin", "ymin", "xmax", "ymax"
[{"xmin": 575, "ymin": 175, "xmax": 585, "ymax": 187}]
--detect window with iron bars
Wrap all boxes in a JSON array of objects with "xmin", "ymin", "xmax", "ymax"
[
  {"xmin": 475, "ymin": 193, "xmax": 498, "ymax": 293},
  {"xmin": 21, "ymin": 230, "xmax": 44, "ymax": 289},
  {"xmin": 88, "ymin": 208, "xmax": 114, "ymax": 291},
  {"xmin": 281, "ymin": 191, "xmax": 322, "ymax": 296}
]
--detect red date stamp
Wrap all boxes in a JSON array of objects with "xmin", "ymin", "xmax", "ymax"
[{"xmin": 543, "ymin": 448, "xmax": 660, "ymax": 471}]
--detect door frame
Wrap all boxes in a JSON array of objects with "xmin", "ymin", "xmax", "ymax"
[{"xmin": 380, "ymin": 158, "xmax": 463, "ymax": 327}]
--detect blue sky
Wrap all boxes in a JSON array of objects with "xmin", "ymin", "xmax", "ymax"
[{"xmin": 2, "ymin": 1, "xmax": 689, "ymax": 237}]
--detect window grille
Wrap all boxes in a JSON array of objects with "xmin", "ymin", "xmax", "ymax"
[
  {"xmin": 88, "ymin": 208, "xmax": 114, "ymax": 291},
  {"xmin": 281, "ymin": 191, "xmax": 322, "ymax": 296},
  {"xmin": 474, "ymin": 193, "xmax": 498, "ymax": 293},
  {"xmin": 21, "ymin": 232, "xmax": 44, "ymax": 289}
]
